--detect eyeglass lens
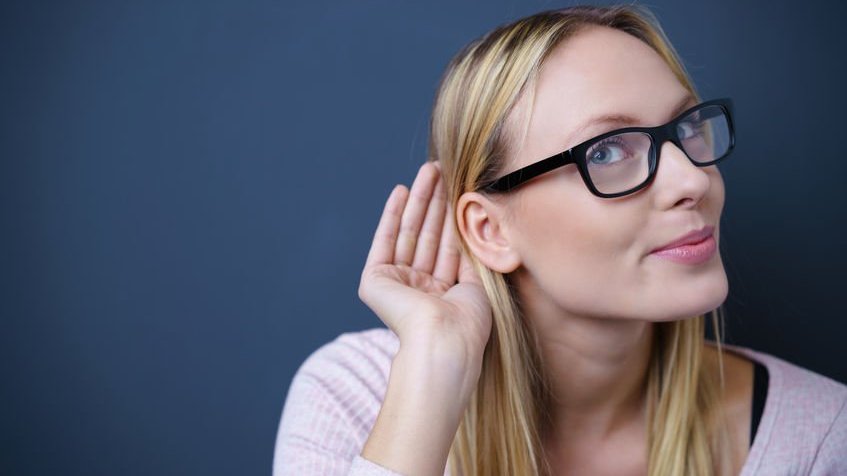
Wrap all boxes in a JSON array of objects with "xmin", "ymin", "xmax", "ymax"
[{"xmin": 585, "ymin": 105, "xmax": 731, "ymax": 195}]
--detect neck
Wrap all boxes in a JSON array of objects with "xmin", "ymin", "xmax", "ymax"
[
  {"xmin": 542, "ymin": 316, "xmax": 653, "ymax": 438},
  {"xmin": 517, "ymin": 279, "xmax": 654, "ymax": 442}
]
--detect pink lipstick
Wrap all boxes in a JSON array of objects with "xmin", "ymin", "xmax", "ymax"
[{"xmin": 650, "ymin": 226, "xmax": 717, "ymax": 265}]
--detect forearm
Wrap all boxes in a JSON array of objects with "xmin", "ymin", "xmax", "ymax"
[{"xmin": 361, "ymin": 337, "xmax": 481, "ymax": 476}]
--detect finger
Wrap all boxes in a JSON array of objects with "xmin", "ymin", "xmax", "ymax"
[
  {"xmin": 365, "ymin": 185, "xmax": 409, "ymax": 268},
  {"xmin": 411, "ymin": 174, "xmax": 446, "ymax": 273},
  {"xmin": 394, "ymin": 163, "xmax": 439, "ymax": 266},
  {"xmin": 432, "ymin": 201, "xmax": 462, "ymax": 284}
]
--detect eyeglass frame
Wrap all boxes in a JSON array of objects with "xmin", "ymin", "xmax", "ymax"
[{"xmin": 479, "ymin": 97, "xmax": 735, "ymax": 198}]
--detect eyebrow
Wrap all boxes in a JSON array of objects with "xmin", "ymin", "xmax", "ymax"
[{"xmin": 566, "ymin": 94, "xmax": 696, "ymax": 147}]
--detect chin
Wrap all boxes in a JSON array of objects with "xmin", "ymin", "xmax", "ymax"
[{"xmin": 650, "ymin": 268, "xmax": 729, "ymax": 322}]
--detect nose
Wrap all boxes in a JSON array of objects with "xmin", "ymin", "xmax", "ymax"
[{"xmin": 651, "ymin": 140, "xmax": 711, "ymax": 209}]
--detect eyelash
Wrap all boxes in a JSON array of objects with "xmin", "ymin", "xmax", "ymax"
[{"xmin": 588, "ymin": 136, "xmax": 629, "ymax": 156}]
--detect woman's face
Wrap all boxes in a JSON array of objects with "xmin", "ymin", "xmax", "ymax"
[{"xmin": 502, "ymin": 25, "xmax": 728, "ymax": 322}]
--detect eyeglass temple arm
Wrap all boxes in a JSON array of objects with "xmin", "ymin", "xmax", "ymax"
[{"xmin": 483, "ymin": 151, "xmax": 574, "ymax": 192}]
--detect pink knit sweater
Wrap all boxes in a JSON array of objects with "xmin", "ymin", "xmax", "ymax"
[{"xmin": 273, "ymin": 327, "xmax": 847, "ymax": 475}]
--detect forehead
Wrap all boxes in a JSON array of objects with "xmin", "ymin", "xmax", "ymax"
[{"xmin": 509, "ymin": 25, "xmax": 691, "ymax": 164}]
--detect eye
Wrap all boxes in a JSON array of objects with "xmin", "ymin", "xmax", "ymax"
[{"xmin": 587, "ymin": 137, "xmax": 631, "ymax": 166}]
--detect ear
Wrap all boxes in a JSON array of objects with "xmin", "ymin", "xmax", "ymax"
[{"xmin": 456, "ymin": 191, "xmax": 521, "ymax": 274}]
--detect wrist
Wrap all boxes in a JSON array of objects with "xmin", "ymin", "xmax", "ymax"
[
  {"xmin": 361, "ymin": 342, "xmax": 481, "ymax": 476},
  {"xmin": 400, "ymin": 333, "xmax": 484, "ymax": 395},
  {"xmin": 393, "ymin": 338, "xmax": 483, "ymax": 411}
]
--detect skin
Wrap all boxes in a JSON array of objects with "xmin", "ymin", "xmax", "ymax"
[{"xmin": 358, "ymin": 25, "xmax": 753, "ymax": 476}]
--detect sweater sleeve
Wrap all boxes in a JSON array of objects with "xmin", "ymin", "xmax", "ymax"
[
  {"xmin": 810, "ymin": 396, "xmax": 847, "ymax": 476},
  {"xmin": 272, "ymin": 330, "xmax": 404, "ymax": 476},
  {"xmin": 348, "ymin": 456, "xmax": 404, "ymax": 476}
]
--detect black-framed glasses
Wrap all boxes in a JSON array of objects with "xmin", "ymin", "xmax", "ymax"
[{"xmin": 480, "ymin": 98, "xmax": 735, "ymax": 198}]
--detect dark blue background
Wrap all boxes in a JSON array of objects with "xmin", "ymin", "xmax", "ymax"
[{"xmin": 2, "ymin": 1, "xmax": 845, "ymax": 475}]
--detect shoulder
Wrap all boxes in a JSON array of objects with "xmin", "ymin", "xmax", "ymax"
[
  {"xmin": 724, "ymin": 344, "xmax": 847, "ymax": 475},
  {"xmin": 273, "ymin": 327, "xmax": 399, "ymax": 475},
  {"xmin": 728, "ymin": 344, "xmax": 847, "ymax": 419},
  {"xmin": 296, "ymin": 326, "xmax": 400, "ymax": 384},
  {"xmin": 281, "ymin": 326, "xmax": 399, "ymax": 420}
]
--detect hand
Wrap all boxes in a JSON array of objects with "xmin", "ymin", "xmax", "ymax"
[{"xmin": 358, "ymin": 162, "xmax": 492, "ymax": 364}]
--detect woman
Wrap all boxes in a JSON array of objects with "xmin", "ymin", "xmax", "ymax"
[{"xmin": 274, "ymin": 5, "xmax": 847, "ymax": 475}]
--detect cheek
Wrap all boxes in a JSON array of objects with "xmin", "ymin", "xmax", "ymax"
[{"xmin": 511, "ymin": 187, "xmax": 644, "ymax": 315}]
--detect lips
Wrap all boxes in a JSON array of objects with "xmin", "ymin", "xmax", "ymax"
[{"xmin": 651, "ymin": 225, "xmax": 715, "ymax": 253}]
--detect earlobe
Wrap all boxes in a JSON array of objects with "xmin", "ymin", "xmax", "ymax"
[{"xmin": 456, "ymin": 192, "xmax": 522, "ymax": 274}]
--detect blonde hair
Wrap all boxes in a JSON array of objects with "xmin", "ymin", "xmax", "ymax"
[{"xmin": 427, "ymin": 5, "xmax": 730, "ymax": 476}]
